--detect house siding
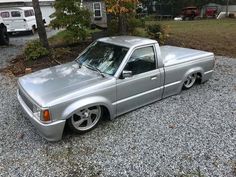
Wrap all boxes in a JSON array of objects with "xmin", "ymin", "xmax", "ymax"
[{"xmin": 83, "ymin": 0, "xmax": 107, "ymax": 28}]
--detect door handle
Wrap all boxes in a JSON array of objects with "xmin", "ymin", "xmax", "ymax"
[{"xmin": 150, "ymin": 76, "xmax": 157, "ymax": 80}]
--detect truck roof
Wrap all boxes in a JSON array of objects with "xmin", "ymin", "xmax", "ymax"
[
  {"xmin": 0, "ymin": 7, "xmax": 34, "ymax": 11},
  {"xmin": 98, "ymin": 36, "xmax": 157, "ymax": 48}
]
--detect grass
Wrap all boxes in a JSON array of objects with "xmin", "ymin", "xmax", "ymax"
[{"xmin": 146, "ymin": 19, "xmax": 236, "ymax": 58}]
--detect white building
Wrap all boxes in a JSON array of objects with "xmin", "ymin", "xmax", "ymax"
[{"xmin": 0, "ymin": 0, "xmax": 55, "ymax": 25}]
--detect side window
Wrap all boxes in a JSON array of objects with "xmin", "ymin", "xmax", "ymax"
[
  {"xmin": 24, "ymin": 10, "xmax": 30, "ymax": 17},
  {"xmin": 11, "ymin": 11, "xmax": 21, "ymax": 17},
  {"xmin": 93, "ymin": 2, "xmax": 102, "ymax": 18},
  {"xmin": 24, "ymin": 10, "xmax": 34, "ymax": 17},
  {"xmin": 124, "ymin": 46, "xmax": 156, "ymax": 75},
  {"xmin": 31, "ymin": 10, "xmax": 35, "ymax": 16},
  {"xmin": 0, "ymin": 12, "xmax": 10, "ymax": 18}
]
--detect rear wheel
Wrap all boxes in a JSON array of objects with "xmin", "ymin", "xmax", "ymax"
[
  {"xmin": 183, "ymin": 73, "xmax": 197, "ymax": 89},
  {"xmin": 68, "ymin": 105, "xmax": 102, "ymax": 133},
  {"xmin": 0, "ymin": 26, "xmax": 9, "ymax": 45}
]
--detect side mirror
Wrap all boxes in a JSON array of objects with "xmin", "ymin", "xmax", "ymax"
[{"xmin": 122, "ymin": 70, "xmax": 133, "ymax": 78}]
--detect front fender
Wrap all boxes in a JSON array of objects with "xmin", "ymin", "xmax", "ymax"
[{"xmin": 61, "ymin": 96, "xmax": 115, "ymax": 120}]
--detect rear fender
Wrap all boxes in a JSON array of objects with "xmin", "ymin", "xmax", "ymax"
[
  {"xmin": 179, "ymin": 67, "xmax": 204, "ymax": 90},
  {"xmin": 61, "ymin": 96, "xmax": 115, "ymax": 120}
]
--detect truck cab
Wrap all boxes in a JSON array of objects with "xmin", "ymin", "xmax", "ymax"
[
  {"xmin": 0, "ymin": 7, "xmax": 37, "ymax": 34},
  {"xmin": 0, "ymin": 16, "xmax": 9, "ymax": 45}
]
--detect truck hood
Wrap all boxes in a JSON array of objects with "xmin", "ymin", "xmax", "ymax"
[{"xmin": 18, "ymin": 62, "xmax": 110, "ymax": 107}]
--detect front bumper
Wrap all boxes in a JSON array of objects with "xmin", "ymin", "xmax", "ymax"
[{"xmin": 17, "ymin": 90, "xmax": 66, "ymax": 141}]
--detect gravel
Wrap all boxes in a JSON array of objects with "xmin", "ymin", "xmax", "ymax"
[
  {"xmin": 0, "ymin": 56, "xmax": 235, "ymax": 177},
  {"xmin": 0, "ymin": 28, "xmax": 60, "ymax": 69}
]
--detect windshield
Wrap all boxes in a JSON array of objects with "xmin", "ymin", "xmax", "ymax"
[{"xmin": 77, "ymin": 42, "xmax": 129, "ymax": 76}]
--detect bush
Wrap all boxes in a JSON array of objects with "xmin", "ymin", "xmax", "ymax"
[
  {"xmin": 146, "ymin": 24, "xmax": 170, "ymax": 44},
  {"xmin": 24, "ymin": 41, "xmax": 50, "ymax": 60},
  {"xmin": 128, "ymin": 17, "xmax": 145, "ymax": 34},
  {"xmin": 229, "ymin": 13, "xmax": 235, "ymax": 18},
  {"xmin": 107, "ymin": 18, "xmax": 119, "ymax": 35},
  {"xmin": 108, "ymin": 16, "xmax": 145, "ymax": 36},
  {"xmin": 50, "ymin": 1, "xmax": 91, "ymax": 41},
  {"xmin": 132, "ymin": 27, "xmax": 148, "ymax": 37}
]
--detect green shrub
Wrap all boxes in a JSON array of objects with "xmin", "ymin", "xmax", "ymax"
[
  {"xmin": 146, "ymin": 24, "xmax": 170, "ymax": 44},
  {"xmin": 132, "ymin": 27, "xmax": 148, "ymax": 37},
  {"xmin": 128, "ymin": 17, "xmax": 145, "ymax": 34},
  {"xmin": 24, "ymin": 41, "xmax": 50, "ymax": 60},
  {"xmin": 107, "ymin": 18, "xmax": 119, "ymax": 35},
  {"xmin": 50, "ymin": 1, "xmax": 91, "ymax": 41},
  {"xmin": 229, "ymin": 13, "xmax": 235, "ymax": 18},
  {"xmin": 108, "ymin": 16, "xmax": 145, "ymax": 36}
]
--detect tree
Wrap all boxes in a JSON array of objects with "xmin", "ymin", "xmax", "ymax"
[
  {"xmin": 106, "ymin": 0, "xmax": 139, "ymax": 35},
  {"xmin": 32, "ymin": 0, "xmax": 49, "ymax": 49},
  {"xmin": 50, "ymin": 0, "xmax": 91, "ymax": 40},
  {"xmin": 226, "ymin": 0, "xmax": 230, "ymax": 16}
]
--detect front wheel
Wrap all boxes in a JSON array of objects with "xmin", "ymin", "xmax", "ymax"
[
  {"xmin": 68, "ymin": 105, "xmax": 102, "ymax": 133},
  {"xmin": 0, "ymin": 26, "xmax": 9, "ymax": 45},
  {"xmin": 183, "ymin": 73, "xmax": 197, "ymax": 89}
]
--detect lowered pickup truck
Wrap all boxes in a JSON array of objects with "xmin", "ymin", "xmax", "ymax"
[{"xmin": 17, "ymin": 36, "xmax": 215, "ymax": 141}]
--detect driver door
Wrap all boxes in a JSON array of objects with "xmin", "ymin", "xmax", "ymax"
[{"xmin": 116, "ymin": 45, "xmax": 164, "ymax": 116}]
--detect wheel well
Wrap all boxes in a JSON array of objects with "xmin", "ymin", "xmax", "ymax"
[
  {"xmin": 196, "ymin": 72, "xmax": 202, "ymax": 83},
  {"xmin": 66, "ymin": 105, "xmax": 111, "ymax": 121},
  {"xmin": 101, "ymin": 105, "xmax": 110, "ymax": 120}
]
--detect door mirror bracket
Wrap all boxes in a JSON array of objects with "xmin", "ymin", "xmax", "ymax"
[{"xmin": 121, "ymin": 70, "xmax": 133, "ymax": 79}]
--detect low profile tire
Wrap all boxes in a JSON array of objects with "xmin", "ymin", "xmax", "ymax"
[
  {"xmin": 68, "ymin": 105, "xmax": 102, "ymax": 134},
  {"xmin": 0, "ymin": 26, "xmax": 9, "ymax": 45},
  {"xmin": 183, "ymin": 73, "xmax": 197, "ymax": 89}
]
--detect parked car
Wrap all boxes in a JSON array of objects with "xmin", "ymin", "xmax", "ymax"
[
  {"xmin": 0, "ymin": 7, "xmax": 37, "ymax": 34},
  {"xmin": 17, "ymin": 36, "xmax": 215, "ymax": 141},
  {"xmin": 182, "ymin": 6, "xmax": 200, "ymax": 20},
  {"xmin": 0, "ymin": 16, "xmax": 9, "ymax": 45}
]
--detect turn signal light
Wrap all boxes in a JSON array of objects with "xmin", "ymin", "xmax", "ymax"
[{"xmin": 43, "ymin": 110, "xmax": 51, "ymax": 122}]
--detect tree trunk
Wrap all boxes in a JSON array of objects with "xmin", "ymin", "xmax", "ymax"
[
  {"xmin": 226, "ymin": 0, "xmax": 230, "ymax": 17},
  {"xmin": 32, "ymin": 0, "xmax": 49, "ymax": 49},
  {"xmin": 118, "ymin": 14, "xmax": 127, "ymax": 35}
]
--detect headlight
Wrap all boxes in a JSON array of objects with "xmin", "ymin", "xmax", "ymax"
[{"xmin": 32, "ymin": 104, "xmax": 41, "ymax": 119}]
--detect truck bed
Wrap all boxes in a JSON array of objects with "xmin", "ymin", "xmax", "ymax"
[{"xmin": 160, "ymin": 46, "xmax": 214, "ymax": 67}]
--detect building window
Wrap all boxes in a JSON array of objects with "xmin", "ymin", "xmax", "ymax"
[
  {"xmin": 0, "ymin": 12, "xmax": 10, "ymax": 18},
  {"xmin": 93, "ymin": 2, "xmax": 102, "ymax": 18}
]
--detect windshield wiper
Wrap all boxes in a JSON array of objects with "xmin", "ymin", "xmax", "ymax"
[
  {"xmin": 75, "ymin": 59, "xmax": 82, "ymax": 68},
  {"xmin": 84, "ymin": 64, "xmax": 105, "ymax": 78}
]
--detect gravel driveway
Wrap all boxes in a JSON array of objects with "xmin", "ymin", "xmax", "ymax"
[
  {"xmin": 0, "ymin": 56, "xmax": 235, "ymax": 177},
  {"xmin": 0, "ymin": 28, "xmax": 59, "ymax": 69}
]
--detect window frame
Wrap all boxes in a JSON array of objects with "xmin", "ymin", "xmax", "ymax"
[
  {"xmin": 93, "ymin": 2, "xmax": 102, "ymax": 18},
  {"xmin": 0, "ymin": 11, "xmax": 10, "ymax": 18},
  {"xmin": 11, "ymin": 11, "xmax": 22, "ymax": 18},
  {"xmin": 24, "ymin": 10, "xmax": 34, "ymax": 17},
  {"xmin": 119, "ymin": 44, "xmax": 158, "ymax": 78}
]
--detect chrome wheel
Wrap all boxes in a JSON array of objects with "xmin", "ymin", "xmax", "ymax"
[
  {"xmin": 71, "ymin": 106, "xmax": 101, "ymax": 132},
  {"xmin": 183, "ymin": 73, "xmax": 197, "ymax": 89}
]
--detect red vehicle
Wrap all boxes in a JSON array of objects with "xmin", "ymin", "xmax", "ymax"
[
  {"xmin": 205, "ymin": 7, "xmax": 217, "ymax": 18},
  {"xmin": 182, "ymin": 6, "xmax": 200, "ymax": 20}
]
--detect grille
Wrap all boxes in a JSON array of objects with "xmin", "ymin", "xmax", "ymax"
[{"xmin": 19, "ymin": 89, "xmax": 34, "ymax": 112}]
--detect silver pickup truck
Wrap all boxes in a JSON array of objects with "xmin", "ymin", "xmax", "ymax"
[{"xmin": 17, "ymin": 36, "xmax": 215, "ymax": 141}]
